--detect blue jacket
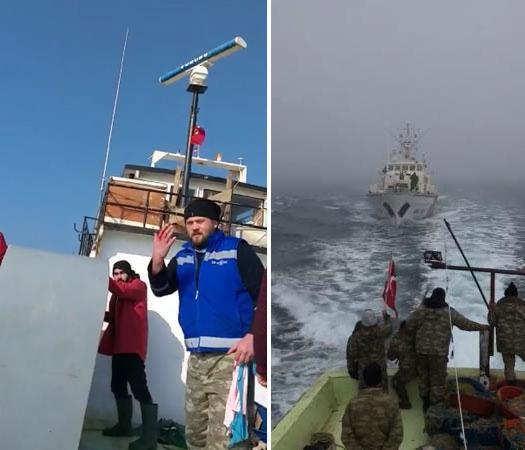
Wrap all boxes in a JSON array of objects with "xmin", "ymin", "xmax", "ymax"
[{"xmin": 152, "ymin": 230, "xmax": 255, "ymax": 352}]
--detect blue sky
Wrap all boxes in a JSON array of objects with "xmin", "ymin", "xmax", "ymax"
[{"xmin": 0, "ymin": 0, "xmax": 266, "ymax": 254}]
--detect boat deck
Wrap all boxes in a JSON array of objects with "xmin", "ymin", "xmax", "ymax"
[
  {"xmin": 78, "ymin": 419, "xmax": 184, "ymax": 450},
  {"xmin": 272, "ymin": 367, "xmax": 506, "ymax": 450},
  {"xmin": 319, "ymin": 376, "xmax": 426, "ymax": 449}
]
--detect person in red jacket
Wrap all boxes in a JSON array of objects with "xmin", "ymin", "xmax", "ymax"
[
  {"xmin": 0, "ymin": 232, "xmax": 7, "ymax": 266},
  {"xmin": 98, "ymin": 260, "xmax": 157, "ymax": 450}
]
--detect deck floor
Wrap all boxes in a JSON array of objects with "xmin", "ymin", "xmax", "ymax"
[
  {"xmin": 321, "ymin": 378, "xmax": 428, "ymax": 449},
  {"xmin": 273, "ymin": 368, "xmax": 519, "ymax": 450},
  {"xmin": 78, "ymin": 420, "xmax": 184, "ymax": 450},
  {"xmin": 78, "ymin": 432, "xmax": 184, "ymax": 450}
]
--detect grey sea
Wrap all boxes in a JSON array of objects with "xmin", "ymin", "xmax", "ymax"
[{"xmin": 272, "ymin": 183, "xmax": 525, "ymax": 422}]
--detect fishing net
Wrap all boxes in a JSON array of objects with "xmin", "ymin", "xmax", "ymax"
[{"xmin": 501, "ymin": 419, "xmax": 525, "ymax": 448}]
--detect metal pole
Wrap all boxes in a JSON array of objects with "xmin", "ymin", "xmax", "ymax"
[
  {"xmin": 98, "ymin": 28, "xmax": 129, "ymax": 216},
  {"xmin": 479, "ymin": 329, "xmax": 490, "ymax": 379},
  {"xmin": 428, "ymin": 262, "xmax": 525, "ymax": 276},
  {"xmin": 180, "ymin": 89, "xmax": 200, "ymax": 207},
  {"xmin": 444, "ymin": 219, "xmax": 489, "ymax": 308},
  {"xmin": 489, "ymin": 272, "xmax": 495, "ymax": 356}
]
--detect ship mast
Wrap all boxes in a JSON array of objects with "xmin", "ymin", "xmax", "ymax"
[{"xmin": 98, "ymin": 28, "xmax": 129, "ymax": 215}]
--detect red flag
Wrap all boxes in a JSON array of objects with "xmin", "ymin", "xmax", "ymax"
[
  {"xmin": 0, "ymin": 232, "xmax": 7, "ymax": 266},
  {"xmin": 382, "ymin": 257, "xmax": 397, "ymax": 317},
  {"xmin": 190, "ymin": 125, "xmax": 206, "ymax": 145}
]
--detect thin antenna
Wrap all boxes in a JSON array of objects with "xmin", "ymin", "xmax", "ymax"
[{"xmin": 98, "ymin": 28, "xmax": 129, "ymax": 213}]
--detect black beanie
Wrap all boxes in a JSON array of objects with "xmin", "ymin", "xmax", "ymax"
[
  {"xmin": 363, "ymin": 362, "xmax": 382, "ymax": 387},
  {"xmin": 113, "ymin": 260, "xmax": 133, "ymax": 276},
  {"xmin": 184, "ymin": 198, "xmax": 221, "ymax": 222},
  {"xmin": 431, "ymin": 287, "xmax": 446, "ymax": 301},
  {"xmin": 505, "ymin": 282, "xmax": 518, "ymax": 297},
  {"xmin": 423, "ymin": 287, "xmax": 447, "ymax": 309}
]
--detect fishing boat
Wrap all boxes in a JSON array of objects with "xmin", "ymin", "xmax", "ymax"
[
  {"xmin": 0, "ymin": 150, "xmax": 267, "ymax": 450},
  {"xmin": 368, "ymin": 124, "xmax": 438, "ymax": 225},
  {"xmin": 272, "ymin": 367, "xmax": 525, "ymax": 450},
  {"xmin": 273, "ymin": 255, "xmax": 525, "ymax": 449},
  {"xmin": 77, "ymin": 149, "xmax": 267, "ymax": 449},
  {"xmin": 0, "ymin": 32, "xmax": 267, "ymax": 449}
]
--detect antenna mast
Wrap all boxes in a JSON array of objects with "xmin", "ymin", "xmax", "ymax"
[{"xmin": 98, "ymin": 28, "xmax": 129, "ymax": 214}]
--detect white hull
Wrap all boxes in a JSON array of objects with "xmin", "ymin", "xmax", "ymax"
[{"xmin": 368, "ymin": 191, "xmax": 437, "ymax": 225}]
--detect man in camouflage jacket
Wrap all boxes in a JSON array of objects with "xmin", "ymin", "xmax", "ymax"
[
  {"xmin": 347, "ymin": 309, "xmax": 393, "ymax": 391},
  {"xmin": 406, "ymin": 287, "xmax": 489, "ymax": 411},
  {"xmin": 488, "ymin": 282, "xmax": 525, "ymax": 382},
  {"xmin": 387, "ymin": 321, "xmax": 417, "ymax": 409},
  {"xmin": 341, "ymin": 362, "xmax": 403, "ymax": 450}
]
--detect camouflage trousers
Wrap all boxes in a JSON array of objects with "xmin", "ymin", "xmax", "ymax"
[
  {"xmin": 502, "ymin": 353, "xmax": 525, "ymax": 381},
  {"xmin": 186, "ymin": 352, "xmax": 248, "ymax": 450},
  {"xmin": 392, "ymin": 367, "xmax": 417, "ymax": 392},
  {"xmin": 357, "ymin": 361, "xmax": 388, "ymax": 392},
  {"xmin": 415, "ymin": 354, "xmax": 448, "ymax": 405},
  {"xmin": 392, "ymin": 366, "xmax": 417, "ymax": 387}
]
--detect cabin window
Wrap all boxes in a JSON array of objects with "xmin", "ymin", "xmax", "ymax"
[
  {"xmin": 394, "ymin": 165, "xmax": 401, "ymax": 171},
  {"xmin": 402, "ymin": 164, "xmax": 409, "ymax": 171},
  {"xmin": 388, "ymin": 165, "xmax": 394, "ymax": 171},
  {"xmin": 187, "ymin": 188, "xmax": 197, "ymax": 201},
  {"xmin": 203, "ymin": 189, "xmax": 220, "ymax": 198},
  {"xmin": 231, "ymin": 194, "xmax": 265, "ymax": 225},
  {"xmin": 409, "ymin": 165, "xmax": 415, "ymax": 171}
]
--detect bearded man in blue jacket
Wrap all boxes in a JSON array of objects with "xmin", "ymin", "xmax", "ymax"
[{"xmin": 148, "ymin": 198, "xmax": 264, "ymax": 449}]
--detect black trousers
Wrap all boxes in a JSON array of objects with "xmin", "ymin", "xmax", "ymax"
[{"xmin": 111, "ymin": 353, "xmax": 153, "ymax": 404}]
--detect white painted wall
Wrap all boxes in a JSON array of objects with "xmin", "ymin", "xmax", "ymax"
[
  {"xmin": 84, "ymin": 229, "xmax": 267, "ymax": 425},
  {"xmin": 0, "ymin": 246, "xmax": 108, "ymax": 450}
]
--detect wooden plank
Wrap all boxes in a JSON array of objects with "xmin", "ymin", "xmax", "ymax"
[{"xmin": 104, "ymin": 184, "xmax": 165, "ymax": 227}]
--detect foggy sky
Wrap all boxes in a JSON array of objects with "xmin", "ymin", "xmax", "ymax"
[{"xmin": 272, "ymin": 0, "xmax": 525, "ymax": 192}]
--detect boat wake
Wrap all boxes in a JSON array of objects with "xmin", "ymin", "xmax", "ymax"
[{"xmin": 272, "ymin": 188, "xmax": 525, "ymax": 421}]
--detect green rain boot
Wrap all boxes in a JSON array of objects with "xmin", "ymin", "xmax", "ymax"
[
  {"xmin": 129, "ymin": 403, "xmax": 158, "ymax": 450},
  {"xmin": 103, "ymin": 396, "xmax": 134, "ymax": 437}
]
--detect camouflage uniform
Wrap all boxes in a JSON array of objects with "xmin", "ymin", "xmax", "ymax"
[
  {"xmin": 341, "ymin": 387, "xmax": 403, "ymax": 450},
  {"xmin": 186, "ymin": 352, "xmax": 246, "ymax": 449},
  {"xmin": 387, "ymin": 326, "xmax": 417, "ymax": 408},
  {"xmin": 488, "ymin": 295, "xmax": 525, "ymax": 381},
  {"xmin": 347, "ymin": 316, "xmax": 392, "ymax": 391},
  {"xmin": 406, "ymin": 305, "xmax": 486, "ymax": 406}
]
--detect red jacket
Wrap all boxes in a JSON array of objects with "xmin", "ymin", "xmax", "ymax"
[
  {"xmin": 0, "ymin": 232, "xmax": 7, "ymax": 266},
  {"xmin": 253, "ymin": 271, "xmax": 267, "ymax": 381},
  {"xmin": 98, "ymin": 277, "xmax": 148, "ymax": 361}
]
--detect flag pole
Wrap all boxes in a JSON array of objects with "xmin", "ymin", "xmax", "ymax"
[
  {"xmin": 381, "ymin": 254, "xmax": 390, "ymax": 312},
  {"xmin": 382, "ymin": 252, "xmax": 396, "ymax": 317}
]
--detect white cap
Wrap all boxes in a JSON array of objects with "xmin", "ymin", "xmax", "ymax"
[{"xmin": 361, "ymin": 309, "xmax": 379, "ymax": 327}]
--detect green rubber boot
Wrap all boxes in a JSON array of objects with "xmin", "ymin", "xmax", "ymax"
[
  {"xmin": 128, "ymin": 403, "xmax": 158, "ymax": 450},
  {"xmin": 102, "ymin": 396, "xmax": 134, "ymax": 437}
]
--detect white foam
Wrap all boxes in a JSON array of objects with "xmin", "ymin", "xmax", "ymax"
[
  {"xmin": 273, "ymin": 275, "xmax": 359, "ymax": 348},
  {"xmin": 272, "ymin": 191, "xmax": 525, "ymax": 418}
]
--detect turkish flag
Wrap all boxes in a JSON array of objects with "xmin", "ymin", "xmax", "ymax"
[
  {"xmin": 0, "ymin": 232, "xmax": 7, "ymax": 266},
  {"xmin": 191, "ymin": 125, "xmax": 206, "ymax": 145},
  {"xmin": 382, "ymin": 257, "xmax": 397, "ymax": 317}
]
